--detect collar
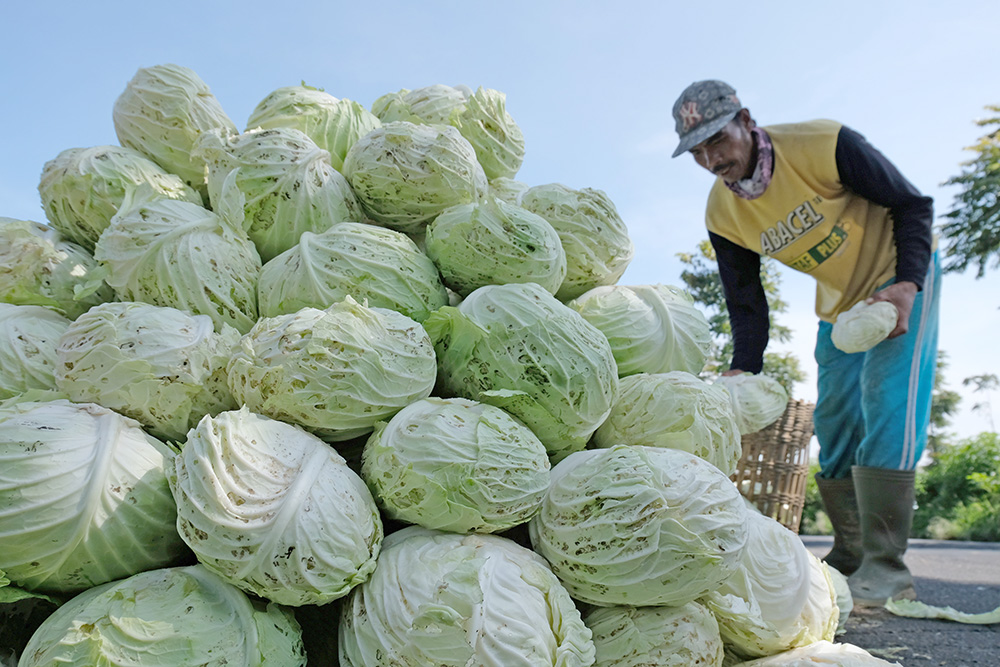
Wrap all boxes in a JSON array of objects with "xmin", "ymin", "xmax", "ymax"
[{"xmin": 724, "ymin": 127, "xmax": 773, "ymax": 200}]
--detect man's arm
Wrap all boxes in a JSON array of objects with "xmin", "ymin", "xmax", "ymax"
[
  {"xmin": 835, "ymin": 126, "xmax": 934, "ymax": 337},
  {"xmin": 709, "ymin": 231, "xmax": 769, "ymax": 374}
]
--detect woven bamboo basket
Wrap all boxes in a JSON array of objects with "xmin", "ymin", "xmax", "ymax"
[{"xmin": 731, "ymin": 399, "xmax": 814, "ymax": 533}]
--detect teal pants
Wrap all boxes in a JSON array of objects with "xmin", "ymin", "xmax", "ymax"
[{"xmin": 813, "ymin": 252, "xmax": 941, "ymax": 478}]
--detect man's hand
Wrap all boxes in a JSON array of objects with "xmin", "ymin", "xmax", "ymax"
[
  {"xmin": 721, "ymin": 369, "xmax": 746, "ymax": 377},
  {"xmin": 867, "ymin": 281, "xmax": 918, "ymax": 338}
]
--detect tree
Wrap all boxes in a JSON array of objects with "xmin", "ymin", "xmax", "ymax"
[
  {"xmin": 927, "ymin": 351, "xmax": 962, "ymax": 457},
  {"xmin": 677, "ymin": 239, "xmax": 805, "ymax": 396},
  {"xmin": 940, "ymin": 104, "xmax": 1000, "ymax": 277},
  {"xmin": 913, "ymin": 431, "xmax": 1000, "ymax": 541},
  {"xmin": 962, "ymin": 372, "xmax": 998, "ymax": 432}
]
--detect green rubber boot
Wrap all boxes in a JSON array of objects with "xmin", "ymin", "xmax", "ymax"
[
  {"xmin": 815, "ymin": 474, "xmax": 863, "ymax": 576},
  {"xmin": 848, "ymin": 466, "xmax": 918, "ymax": 606}
]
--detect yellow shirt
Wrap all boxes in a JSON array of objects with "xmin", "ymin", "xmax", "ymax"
[{"xmin": 706, "ymin": 119, "xmax": 897, "ymax": 322}]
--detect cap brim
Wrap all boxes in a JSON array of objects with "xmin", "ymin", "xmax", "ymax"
[{"xmin": 670, "ymin": 110, "xmax": 740, "ymax": 158}]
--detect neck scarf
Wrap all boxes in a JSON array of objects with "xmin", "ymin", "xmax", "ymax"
[{"xmin": 725, "ymin": 127, "xmax": 773, "ymax": 200}]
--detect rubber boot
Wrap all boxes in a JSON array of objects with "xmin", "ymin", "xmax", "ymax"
[
  {"xmin": 848, "ymin": 466, "xmax": 918, "ymax": 606},
  {"xmin": 815, "ymin": 475, "xmax": 863, "ymax": 576}
]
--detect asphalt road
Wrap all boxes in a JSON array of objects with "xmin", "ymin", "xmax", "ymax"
[{"xmin": 800, "ymin": 536, "xmax": 1000, "ymax": 666}]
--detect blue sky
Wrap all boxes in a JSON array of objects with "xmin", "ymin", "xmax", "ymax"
[{"xmin": 3, "ymin": 0, "xmax": 998, "ymax": 440}]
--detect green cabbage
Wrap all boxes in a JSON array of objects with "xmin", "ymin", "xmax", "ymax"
[
  {"xmin": 196, "ymin": 127, "xmax": 365, "ymax": 262},
  {"xmin": 528, "ymin": 445, "xmax": 749, "ymax": 606},
  {"xmin": 369, "ymin": 88, "xmax": 414, "ymax": 122},
  {"xmin": 342, "ymin": 121, "xmax": 488, "ymax": 234},
  {"xmin": 169, "ymin": 408, "xmax": 382, "ymax": 606},
  {"xmin": 488, "ymin": 176, "xmax": 529, "ymax": 205},
  {"xmin": 831, "ymin": 299, "xmax": 898, "ymax": 354},
  {"xmin": 0, "ymin": 304, "xmax": 71, "ymax": 400},
  {"xmin": 702, "ymin": 506, "xmax": 834, "ymax": 659},
  {"xmin": 361, "ymin": 397, "xmax": 550, "ymax": 533},
  {"xmin": 584, "ymin": 601, "xmax": 724, "ymax": 667},
  {"xmin": 19, "ymin": 565, "xmax": 306, "ymax": 666},
  {"xmin": 370, "ymin": 84, "xmax": 523, "ymax": 180},
  {"xmin": 520, "ymin": 183, "xmax": 634, "ymax": 301},
  {"xmin": 113, "ymin": 63, "xmax": 238, "ymax": 197},
  {"xmin": 592, "ymin": 372, "xmax": 743, "ymax": 476},
  {"xmin": 827, "ymin": 563, "xmax": 853, "ymax": 635},
  {"xmin": 450, "ymin": 86, "xmax": 525, "ymax": 180},
  {"xmin": 730, "ymin": 640, "xmax": 902, "ymax": 666},
  {"xmin": 246, "ymin": 85, "xmax": 381, "ymax": 171},
  {"xmin": 371, "ymin": 84, "xmax": 470, "ymax": 124},
  {"xmin": 94, "ymin": 189, "xmax": 261, "ymax": 333},
  {"xmin": 0, "ymin": 217, "xmax": 114, "ymax": 319},
  {"xmin": 54, "ymin": 301, "xmax": 240, "ymax": 442},
  {"xmin": 226, "ymin": 297, "xmax": 437, "ymax": 441},
  {"xmin": 716, "ymin": 372, "xmax": 789, "ymax": 435},
  {"xmin": 424, "ymin": 282, "xmax": 619, "ymax": 462},
  {"xmin": 568, "ymin": 284, "xmax": 712, "ymax": 376},
  {"xmin": 339, "ymin": 526, "xmax": 596, "ymax": 667},
  {"xmin": 37, "ymin": 145, "xmax": 202, "ymax": 251},
  {"xmin": 424, "ymin": 197, "xmax": 567, "ymax": 297},
  {"xmin": 257, "ymin": 222, "xmax": 448, "ymax": 322},
  {"xmin": 0, "ymin": 399, "xmax": 187, "ymax": 594}
]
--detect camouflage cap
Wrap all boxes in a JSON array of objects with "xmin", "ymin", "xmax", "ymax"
[{"xmin": 671, "ymin": 80, "xmax": 742, "ymax": 157}]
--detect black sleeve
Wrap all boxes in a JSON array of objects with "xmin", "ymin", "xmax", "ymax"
[
  {"xmin": 709, "ymin": 231, "xmax": 769, "ymax": 374},
  {"xmin": 835, "ymin": 126, "xmax": 934, "ymax": 289}
]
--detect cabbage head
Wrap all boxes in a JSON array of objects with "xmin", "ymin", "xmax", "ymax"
[
  {"xmin": 113, "ymin": 63, "xmax": 238, "ymax": 197},
  {"xmin": 227, "ymin": 297, "xmax": 437, "ymax": 441},
  {"xmin": 424, "ymin": 282, "xmax": 619, "ymax": 462},
  {"xmin": 197, "ymin": 127, "xmax": 365, "ymax": 262},
  {"xmin": 257, "ymin": 222, "xmax": 448, "ymax": 322},
  {"xmin": 169, "ymin": 408, "xmax": 382, "ymax": 606},
  {"xmin": 246, "ymin": 85, "xmax": 382, "ymax": 171},
  {"xmin": 37, "ymin": 145, "xmax": 202, "ymax": 251},
  {"xmin": 54, "ymin": 301, "xmax": 240, "ymax": 442},
  {"xmin": 94, "ymin": 190, "xmax": 261, "ymax": 333},
  {"xmin": 0, "ymin": 304, "xmax": 71, "ymax": 400},
  {"xmin": 425, "ymin": 197, "xmax": 566, "ymax": 297},
  {"xmin": 19, "ymin": 565, "xmax": 306, "ymax": 666},
  {"xmin": 361, "ymin": 397, "xmax": 550, "ymax": 533},
  {"xmin": 371, "ymin": 84, "xmax": 470, "ymax": 124},
  {"xmin": 0, "ymin": 399, "xmax": 187, "ymax": 594},
  {"xmin": 450, "ymin": 86, "xmax": 525, "ymax": 180},
  {"xmin": 799, "ymin": 554, "xmax": 841, "ymax": 647},
  {"xmin": 489, "ymin": 176, "xmax": 529, "ymax": 205},
  {"xmin": 716, "ymin": 372, "xmax": 789, "ymax": 435},
  {"xmin": 528, "ymin": 445, "xmax": 749, "ymax": 607},
  {"xmin": 339, "ymin": 526, "xmax": 596, "ymax": 667},
  {"xmin": 702, "ymin": 506, "xmax": 833, "ymax": 659},
  {"xmin": 369, "ymin": 88, "xmax": 413, "ymax": 122},
  {"xmin": 827, "ymin": 563, "xmax": 853, "ymax": 635},
  {"xmin": 730, "ymin": 640, "xmax": 901, "ymax": 666},
  {"xmin": 584, "ymin": 601, "xmax": 724, "ymax": 667},
  {"xmin": 831, "ymin": 299, "xmax": 898, "ymax": 354},
  {"xmin": 0, "ymin": 217, "xmax": 113, "ymax": 319},
  {"xmin": 342, "ymin": 121, "xmax": 488, "ymax": 234},
  {"xmin": 568, "ymin": 284, "xmax": 712, "ymax": 376},
  {"xmin": 520, "ymin": 183, "xmax": 634, "ymax": 301},
  {"xmin": 592, "ymin": 372, "xmax": 742, "ymax": 476}
]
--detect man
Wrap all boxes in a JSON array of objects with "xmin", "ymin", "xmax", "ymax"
[{"xmin": 671, "ymin": 80, "xmax": 939, "ymax": 606}]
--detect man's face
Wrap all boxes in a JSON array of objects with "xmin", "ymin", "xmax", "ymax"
[{"xmin": 688, "ymin": 110, "xmax": 755, "ymax": 183}]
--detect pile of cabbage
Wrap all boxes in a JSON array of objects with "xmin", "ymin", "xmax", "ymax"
[{"xmin": 0, "ymin": 63, "xmax": 890, "ymax": 666}]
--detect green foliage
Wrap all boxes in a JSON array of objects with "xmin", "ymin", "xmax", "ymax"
[
  {"xmin": 677, "ymin": 240, "xmax": 805, "ymax": 396},
  {"xmin": 940, "ymin": 104, "xmax": 1000, "ymax": 278},
  {"xmin": 962, "ymin": 373, "xmax": 998, "ymax": 433},
  {"xmin": 798, "ymin": 462, "xmax": 830, "ymax": 536},
  {"xmin": 928, "ymin": 351, "xmax": 962, "ymax": 456},
  {"xmin": 913, "ymin": 432, "xmax": 1000, "ymax": 541}
]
